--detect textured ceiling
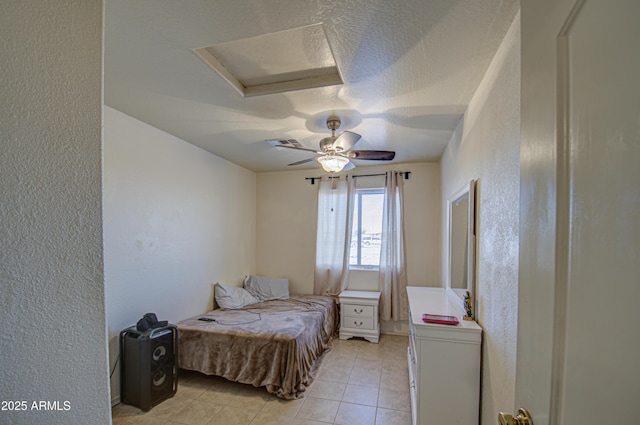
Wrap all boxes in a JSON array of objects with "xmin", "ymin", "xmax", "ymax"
[{"xmin": 105, "ymin": 0, "xmax": 519, "ymax": 172}]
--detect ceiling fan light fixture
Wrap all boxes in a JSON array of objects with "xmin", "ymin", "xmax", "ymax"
[
  {"xmin": 274, "ymin": 115, "xmax": 395, "ymax": 171},
  {"xmin": 317, "ymin": 155, "xmax": 349, "ymax": 173}
]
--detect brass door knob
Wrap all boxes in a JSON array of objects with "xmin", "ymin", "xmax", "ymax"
[{"xmin": 498, "ymin": 408, "xmax": 532, "ymax": 425}]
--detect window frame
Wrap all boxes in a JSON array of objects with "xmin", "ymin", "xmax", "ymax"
[{"xmin": 349, "ymin": 188, "xmax": 384, "ymax": 270}]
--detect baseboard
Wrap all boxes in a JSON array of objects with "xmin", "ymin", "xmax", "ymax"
[
  {"xmin": 111, "ymin": 395, "xmax": 120, "ymax": 407},
  {"xmin": 381, "ymin": 330, "xmax": 409, "ymax": 336},
  {"xmin": 380, "ymin": 320, "xmax": 409, "ymax": 336}
]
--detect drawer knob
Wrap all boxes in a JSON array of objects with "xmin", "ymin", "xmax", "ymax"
[
  {"xmin": 354, "ymin": 308, "xmax": 364, "ymax": 314},
  {"xmin": 498, "ymin": 408, "xmax": 533, "ymax": 425},
  {"xmin": 354, "ymin": 321, "xmax": 363, "ymax": 327}
]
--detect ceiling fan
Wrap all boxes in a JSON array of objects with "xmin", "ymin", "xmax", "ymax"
[{"xmin": 273, "ymin": 116, "xmax": 396, "ymax": 173}]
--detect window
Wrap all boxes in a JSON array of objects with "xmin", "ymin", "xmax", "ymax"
[{"xmin": 349, "ymin": 188, "xmax": 384, "ymax": 269}]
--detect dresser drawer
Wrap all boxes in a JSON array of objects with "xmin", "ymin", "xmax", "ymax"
[
  {"xmin": 342, "ymin": 304, "xmax": 375, "ymax": 318},
  {"xmin": 342, "ymin": 316, "xmax": 375, "ymax": 331}
]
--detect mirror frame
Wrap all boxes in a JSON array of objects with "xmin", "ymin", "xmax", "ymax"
[{"xmin": 446, "ymin": 179, "xmax": 477, "ymax": 319}]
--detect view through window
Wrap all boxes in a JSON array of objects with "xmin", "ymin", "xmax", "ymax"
[{"xmin": 349, "ymin": 189, "xmax": 384, "ymax": 269}]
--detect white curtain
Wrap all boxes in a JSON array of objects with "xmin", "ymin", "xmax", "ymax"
[
  {"xmin": 313, "ymin": 177, "xmax": 355, "ymax": 296},
  {"xmin": 378, "ymin": 171, "xmax": 408, "ymax": 321}
]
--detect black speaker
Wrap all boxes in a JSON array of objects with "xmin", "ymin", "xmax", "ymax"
[{"xmin": 120, "ymin": 324, "xmax": 178, "ymax": 411}]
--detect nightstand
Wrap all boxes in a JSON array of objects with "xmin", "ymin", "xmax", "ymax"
[{"xmin": 338, "ymin": 290, "xmax": 381, "ymax": 343}]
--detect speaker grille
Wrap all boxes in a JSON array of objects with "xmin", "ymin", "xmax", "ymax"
[
  {"xmin": 152, "ymin": 345, "xmax": 167, "ymax": 363},
  {"xmin": 151, "ymin": 366, "xmax": 173, "ymax": 393}
]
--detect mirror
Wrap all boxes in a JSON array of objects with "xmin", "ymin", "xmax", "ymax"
[{"xmin": 446, "ymin": 180, "xmax": 476, "ymax": 318}]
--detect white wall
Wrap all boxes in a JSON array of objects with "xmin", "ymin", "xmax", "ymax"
[
  {"xmin": 256, "ymin": 162, "xmax": 441, "ymax": 333},
  {"xmin": 104, "ymin": 106, "xmax": 256, "ymax": 403},
  {"xmin": 0, "ymin": 2, "xmax": 110, "ymax": 424},
  {"xmin": 440, "ymin": 14, "xmax": 520, "ymax": 425}
]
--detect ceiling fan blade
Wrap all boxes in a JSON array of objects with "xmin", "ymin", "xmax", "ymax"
[
  {"xmin": 347, "ymin": 150, "xmax": 396, "ymax": 160},
  {"xmin": 275, "ymin": 145, "xmax": 321, "ymax": 154},
  {"xmin": 333, "ymin": 131, "xmax": 361, "ymax": 152},
  {"xmin": 342, "ymin": 161, "xmax": 356, "ymax": 171},
  {"xmin": 288, "ymin": 158, "xmax": 316, "ymax": 166}
]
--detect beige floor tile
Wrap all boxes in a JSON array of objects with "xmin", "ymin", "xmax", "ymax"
[
  {"xmin": 330, "ymin": 341, "xmax": 360, "ymax": 353},
  {"xmin": 117, "ymin": 415, "xmax": 169, "ymax": 425},
  {"xmin": 196, "ymin": 387, "xmax": 236, "ymax": 405},
  {"xmin": 381, "ymin": 347, "xmax": 408, "ymax": 359},
  {"xmin": 333, "ymin": 402, "xmax": 376, "ymax": 425},
  {"xmin": 380, "ymin": 370, "xmax": 409, "ymax": 392},
  {"xmin": 315, "ymin": 365, "xmax": 352, "ymax": 384},
  {"xmin": 180, "ymin": 375, "xmax": 216, "ymax": 389},
  {"xmin": 226, "ymin": 384, "xmax": 273, "ymax": 410},
  {"xmin": 378, "ymin": 388, "xmax": 411, "ymax": 412},
  {"xmin": 356, "ymin": 347, "xmax": 385, "ymax": 360},
  {"xmin": 354, "ymin": 355, "xmax": 383, "ymax": 371},
  {"xmin": 348, "ymin": 367, "xmax": 381, "ymax": 388},
  {"xmin": 249, "ymin": 410, "xmax": 295, "ymax": 425},
  {"xmin": 341, "ymin": 384, "xmax": 378, "ymax": 407},
  {"xmin": 205, "ymin": 405, "xmax": 258, "ymax": 425},
  {"xmin": 111, "ymin": 416, "xmax": 130, "ymax": 425},
  {"xmin": 175, "ymin": 384, "xmax": 207, "ymax": 400},
  {"xmin": 169, "ymin": 399, "xmax": 223, "ymax": 425},
  {"xmin": 260, "ymin": 397, "xmax": 304, "ymax": 417},
  {"xmin": 382, "ymin": 358, "xmax": 409, "ymax": 375},
  {"xmin": 306, "ymin": 379, "xmax": 346, "ymax": 401},
  {"xmin": 375, "ymin": 408, "xmax": 413, "ymax": 425},
  {"xmin": 321, "ymin": 353, "xmax": 356, "ymax": 369},
  {"xmin": 112, "ymin": 402, "xmax": 144, "ymax": 419},
  {"xmin": 290, "ymin": 419, "xmax": 332, "ymax": 425},
  {"xmin": 296, "ymin": 397, "xmax": 340, "ymax": 423},
  {"xmin": 113, "ymin": 334, "xmax": 413, "ymax": 425},
  {"xmin": 147, "ymin": 396, "xmax": 195, "ymax": 419}
]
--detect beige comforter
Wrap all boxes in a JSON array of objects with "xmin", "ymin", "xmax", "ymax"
[{"xmin": 177, "ymin": 294, "xmax": 338, "ymax": 399}]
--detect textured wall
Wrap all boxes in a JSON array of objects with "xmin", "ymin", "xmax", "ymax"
[
  {"xmin": 440, "ymin": 14, "xmax": 521, "ymax": 425},
  {"xmin": 0, "ymin": 1, "xmax": 110, "ymax": 424},
  {"xmin": 255, "ymin": 162, "xmax": 441, "ymax": 317},
  {"xmin": 103, "ymin": 107, "xmax": 257, "ymax": 403}
]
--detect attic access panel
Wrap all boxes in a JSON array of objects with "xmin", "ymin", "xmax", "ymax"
[{"xmin": 194, "ymin": 23, "xmax": 343, "ymax": 97}]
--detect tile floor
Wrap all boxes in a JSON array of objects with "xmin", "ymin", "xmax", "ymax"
[{"xmin": 112, "ymin": 334, "xmax": 412, "ymax": 425}]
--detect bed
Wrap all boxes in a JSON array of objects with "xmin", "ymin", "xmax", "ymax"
[{"xmin": 177, "ymin": 287, "xmax": 339, "ymax": 400}]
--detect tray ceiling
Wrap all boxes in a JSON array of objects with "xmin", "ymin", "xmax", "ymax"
[{"xmin": 105, "ymin": 0, "xmax": 519, "ymax": 172}]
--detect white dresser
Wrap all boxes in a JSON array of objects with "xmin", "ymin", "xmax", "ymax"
[
  {"xmin": 406, "ymin": 286, "xmax": 482, "ymax": 425},
  {"xmin": 339, "ymin": 290, "xmax": 381, "ymax": 343}
]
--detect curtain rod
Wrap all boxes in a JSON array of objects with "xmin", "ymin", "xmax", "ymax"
[{"xmin": 305, "ymin": 171, "xmax": 410, "ymax": 185}]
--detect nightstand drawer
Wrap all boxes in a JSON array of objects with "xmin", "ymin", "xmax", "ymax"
[
  {"xmin": 343, "ymin": 304, "xmax": 375, "ymax": 318},
  {"xmin": 343, "ymin": 317, "xmax": 375, "ymax": 331}
]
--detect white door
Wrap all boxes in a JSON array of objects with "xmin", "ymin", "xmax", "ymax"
[{"xmin": 517, "ymin": 1, "xmax": 640, "ymax": 425}]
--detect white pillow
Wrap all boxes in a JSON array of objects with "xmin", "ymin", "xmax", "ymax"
[
  {"xmin": 243, "ymin": 275, "xmax": 290, "ymax": 301},
  {"xmin": 214, "ymin": 282, "xmax": 258, "ymax": 309}
]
